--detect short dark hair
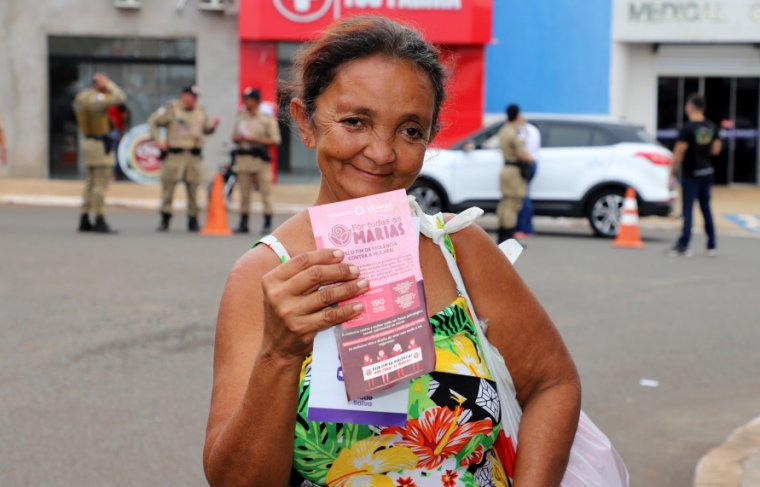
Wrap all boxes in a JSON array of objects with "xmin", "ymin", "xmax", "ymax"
[
  {"xmin": 242, "ymin": 87, "xmax": 261, "ymax": 101},
  {"xmin": 687, "ymin": 94, "xmax": 706, "ymax": 111},
  {"xmin": 181, "ymin": 85, "xmax": 199, "ymax": 97},
  {"xmin": 506, "ymin": 104, "xmax": 520, "ymax": 122},
  {"xmin": 286, "ymin": 16, "xmax": 447, "ymax": 138}
]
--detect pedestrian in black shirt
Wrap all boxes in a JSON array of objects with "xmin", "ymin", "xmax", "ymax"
[{"xmin": 670, "ymin": 94, "xmax": 722, "ymax": 257}]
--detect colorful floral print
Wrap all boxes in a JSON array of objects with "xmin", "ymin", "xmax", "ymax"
[
  {"xmin": 253, "ymin": 235, "xmax": 517, "ymax": 486},
  {"xmin": 290, "ymin": 296, "xmax": 515, "ymax": 487}
]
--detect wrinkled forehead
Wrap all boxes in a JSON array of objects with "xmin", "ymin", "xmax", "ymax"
[{"xmin": 317, "ymin": 56, "xmax": 435, "ymax": 120}]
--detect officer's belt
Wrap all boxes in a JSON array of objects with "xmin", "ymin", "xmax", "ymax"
[
  {"xmin": 84, "ymin": 134, "xmax": 113, "ymax": 155},
  {"xmin": 168, "ymin": 147, "xmax": 202, "ymax": 156},
  {"xmin": 232, "ymin": 146, "xmax": 271, "ymax": 162}
]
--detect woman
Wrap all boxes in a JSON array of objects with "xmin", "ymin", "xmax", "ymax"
[{"xmin": 203, "ymin": 17, "xmax": 580, "ymax": 487}]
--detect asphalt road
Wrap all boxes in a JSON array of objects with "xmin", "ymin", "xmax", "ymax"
[{"xmin": 1, "ymin": 205, "xmax": 758, "ymax": 486}]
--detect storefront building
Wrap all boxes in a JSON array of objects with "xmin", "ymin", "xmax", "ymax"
[
  {"xmin": 237, "ymin": 0, "xmax": 492, "ymax": 181},
  {"xmin": 0, "ymin": 0, "xmax": 238, "ymax": 180},
  {"xmin": 611, "ymin": 0, "xmax": 760, "ymax": 185}
]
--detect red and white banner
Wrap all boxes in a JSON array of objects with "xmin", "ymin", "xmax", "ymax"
[{"xmin": 240, "ymin": 0, "xmax": 492, "ymax": 45}]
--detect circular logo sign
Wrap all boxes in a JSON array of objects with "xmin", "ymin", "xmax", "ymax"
[
  {"xmin": 117, "ymin": 123, "xmax": 162, "ymax": 184},
  {"xmin": 328, "ymin": 224, "xmax": 352, "ymax": 247},
  {"xmin": 273, "ymin": 0, "xmax": 335, "ymax": 23}
]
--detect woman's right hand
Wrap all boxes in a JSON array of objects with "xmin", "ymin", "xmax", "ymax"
[{"xmin": 259, "ymin": 248, "xmax": 368, "ymax": 363}]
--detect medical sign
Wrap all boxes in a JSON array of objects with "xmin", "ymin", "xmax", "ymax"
[{"xmin": 241, "ymin": 0, "xmax": 491, "ymax": 45}]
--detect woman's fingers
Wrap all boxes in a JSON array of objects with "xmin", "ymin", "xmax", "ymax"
[
  {"xmin": 306, "ymin": 299, "xmax": 365, "ymax": 331},
  {"xmin": 289, "ymin": 262, "xmax": 361, "ymax": 296},
  {"xmin": 272, "ymin": 248, "xmax": 346, "ymax": 282},
  {"xmin": 304, "ymin": 276, "xmax": 369, "ymax": 312}
]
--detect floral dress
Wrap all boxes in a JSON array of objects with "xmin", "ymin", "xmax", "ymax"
[{"xmin": 254, "ymin": 235, "xmax": 517, "ymax": 487}]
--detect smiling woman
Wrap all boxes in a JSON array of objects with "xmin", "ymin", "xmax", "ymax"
[{"xmin": 203, "ymin": 16, "xmax": 581, "ymax": 487}]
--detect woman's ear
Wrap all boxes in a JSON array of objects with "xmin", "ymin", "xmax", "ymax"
[{"xmin": 290, "ymin": 98, "xmax": 316, "ymax": 148}]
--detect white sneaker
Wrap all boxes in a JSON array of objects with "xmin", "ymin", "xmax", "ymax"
[
  {"xmin": 668, "ymin": 245, "xmax": 692, "ymax": 257},
  {"xmin": 706, "ymin": 248, "xmax": 718, "ymax": 257}
]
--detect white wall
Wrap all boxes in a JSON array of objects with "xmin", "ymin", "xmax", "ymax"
[
  {"xmin": 0, "ymin": 0, "xmax": 238, "ymax": 179},
  {"xmin": 610, "ymin": 42, "xmax": 658, "ymax": 136}
]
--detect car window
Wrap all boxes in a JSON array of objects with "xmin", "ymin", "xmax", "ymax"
[
  {"xmin": 542, "ymin": 124, "xmax": 594, "ymax": 148},
  {"xmin": 590, "ymin": 128, "xmax": 615, "ymax": 146},
  {"xmin": 482, "ymin": 130, "xmax": 501, "ymax": 149}
]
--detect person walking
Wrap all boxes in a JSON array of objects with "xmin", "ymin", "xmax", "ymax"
[
  {"xmin": 670, "ymin": 94, "xmax": 721, "ymax": 256},
  {"xmin": 72, "ymin": 72, "xmax": 126, "ymax": 233},
  {"xmin": 148, "ymin": 85, "xmax": 219, "ymax": 232},
  {"xmin": 515, "ymin": 120, "xmax": 541, "ymax": 238},
  {"xmin": 497, "ymin": 104, "xmax": 534, "ymax": 243},
  {"xmin": 231, "ymin": 87, "xmax": 281, "ymax": 234}
]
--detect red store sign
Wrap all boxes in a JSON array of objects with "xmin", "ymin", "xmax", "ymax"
[
  {"xmin": 238, "ymin": 0, "xmax": 493, "ymax": 174},
  {"xmin": 240, "ymin": 0, "xmax": 492, "ymax": 44}
]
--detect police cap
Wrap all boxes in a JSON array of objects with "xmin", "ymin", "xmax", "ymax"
[
  {"xmin": 181, "ymin": 85, "xmax": 200, "ymax": 97},
  {"xmin": 242, "ymin": 87, "xmax": 261, "ymax": 101}
]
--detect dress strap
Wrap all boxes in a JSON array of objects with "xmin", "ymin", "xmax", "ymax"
[{"xmin": 252, "ymin": 234, "xmax": 291, "ymax": 263}]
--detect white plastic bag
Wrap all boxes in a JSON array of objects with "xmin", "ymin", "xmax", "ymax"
[{"xmin": 410, "ymin": 199, "xmax": 629, "ymax": 486}]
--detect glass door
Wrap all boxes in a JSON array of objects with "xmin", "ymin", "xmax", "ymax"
[
  {"xmin": 656, "ymin": 76, "xmax": 759, "ymax": 185},
  {"xmin": 48, "ymin": 36, "xmax": 196, "ymax": 179},
  {"xmin": 733, "ymin": 78, "xmax": 759, "ymax": 184}
]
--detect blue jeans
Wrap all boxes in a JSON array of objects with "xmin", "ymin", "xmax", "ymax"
[
  {"xmin": 516, "ymin": 162, "xmax": 537, "ymax": 234},
  {"xmin": 677, "ymin": 173, "xmax": 716, "ymax": 249}
]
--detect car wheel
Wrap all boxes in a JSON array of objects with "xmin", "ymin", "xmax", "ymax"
[
  {"xmin": 409, "ymin": 180, "xmax": 446, "ymax": 214},
  {"xmin": 587, "ymin": 188, "xmax": 624, "ymax": 238}
]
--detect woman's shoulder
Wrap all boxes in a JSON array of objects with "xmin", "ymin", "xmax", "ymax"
[
  {"xmin": 228, "ymin": 211, "xmax": 314, "ymax": 285},
  {"xmin": 439, "ymin": 212, "xmax": 496, "ymax": 255}
]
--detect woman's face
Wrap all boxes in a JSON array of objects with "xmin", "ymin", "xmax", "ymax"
[{"xmin": 295, "ymin": 55, "xmax": 436, "ymax": 203}]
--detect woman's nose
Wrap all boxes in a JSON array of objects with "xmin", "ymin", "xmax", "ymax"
[{"xmin": 363, "ymin": 129, "xmax": 396, "ymax": 166}]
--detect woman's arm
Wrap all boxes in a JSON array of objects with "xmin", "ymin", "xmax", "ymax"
[
  {"xmin": 451, "ymin": 226, "xmax": 581, "ymax": 486},
  {"xmin": 203, "ymin": 247, "xmax": 368, "ymax": 486}
]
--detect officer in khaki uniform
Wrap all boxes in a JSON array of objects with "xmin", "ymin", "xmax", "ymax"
[
  {"xmin": 231, "ymin": 88, "xmax": 281, "ymax": 234},
  {"xmin": 148, "ymin": 85, "xmax": 219, "ymax": 232},
  {"xmin": 73, "ymin": 72, "xmax": 126, "ymax": 233},
  {"xmin": 497, "ymin": 104, "xmax": 534, "ymax": 243}
]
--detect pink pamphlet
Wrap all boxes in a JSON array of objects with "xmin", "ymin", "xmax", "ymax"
[{"xmin": 308, "ymin": 189, "xmax": 435, "ymax": 401}]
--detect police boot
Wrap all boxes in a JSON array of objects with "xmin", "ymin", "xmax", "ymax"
[
  {"xmin": 188, "ymin": 216, "xmax": 200, "ymax": 232},
  {"xmin": 92, "ymin": 216, "xmax": 118, "ymax": 234},
  {"xmin": 157, "ymin": 212, "xmax": 171, "ymax": 232},
  {"xmin": 262, "ymin": 214, "xmax": 273, "ymax": 235},
  {"xmin": 78, "ymin": 213, "xmax": 93, "ymax": 232},
  {"xmin": 235, "ymin": 214, "xmax": 249, "ymax": 234}
]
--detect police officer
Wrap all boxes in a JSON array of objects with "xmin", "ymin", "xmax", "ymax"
[
  {"xmin": 73, "ymin": 72, "xmax": 126, "ymax": 233},
  {"xmin": 148, "ymin": 85, "xmax": 219, "ymax": 232},
  {"xmin": 231, "ymin": 88, "xmax": 281, "ymax": 234},
  {"xmin": 497, "ymin": 104, "xmax": 534, "ymax": 243}
]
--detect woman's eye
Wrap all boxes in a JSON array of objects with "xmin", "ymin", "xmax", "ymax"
[
  {"xmin": 403, "ymin": 127, "xmax": 425, "ymax": 140},
  {"xmin": 342, "ymin": 117, "xmax": 364, "ymax": 128}
]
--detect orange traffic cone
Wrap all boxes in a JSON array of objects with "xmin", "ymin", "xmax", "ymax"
[
  {"xmin": 613, "ymin": 187, "xmax": 644, "ymax": 249},
  {"xmin": 200, "ymin": 172, "xmax": 232, "ymax": 236}
]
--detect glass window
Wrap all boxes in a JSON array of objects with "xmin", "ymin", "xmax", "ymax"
[
  {"xmin": 590, "ymin": 128, "xmax": 614, "ymax": 147},
  {"xmin": 49, "ymin": 36, "xmax": 195, "ymax": 61},
  {"xmin": 542, "ymin": 124, "xmax": 594, "ymax": 148},
  {"xmin": 48, "ymin": 36, "xmax": 196, "ymax": 179}
]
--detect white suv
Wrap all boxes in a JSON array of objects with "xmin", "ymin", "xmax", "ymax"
[{"xmin": 410, "ymin": 117, "xmax": 675, "ymax": 237}]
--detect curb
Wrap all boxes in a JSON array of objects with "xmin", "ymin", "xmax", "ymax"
[
  {"xmin": 0, "ymin": 194, "xmax": 309, "ymax": 215},
  {"xmin": 694, "ymin": 416, "xmax": 760, "ymax": 487}
]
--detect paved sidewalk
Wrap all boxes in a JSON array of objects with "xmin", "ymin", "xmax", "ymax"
[
  {"xmin": 1, "ymin": 178, "xmax": 759, "ymax": 238},
  {"xmin": 0, "ymin": 177, "xmax": 319, "ymax": 214}
]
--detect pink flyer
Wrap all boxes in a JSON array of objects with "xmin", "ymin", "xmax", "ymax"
[{"xmin": 308, "ymin": 189, "xmax": 435, "ymax": 401}]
